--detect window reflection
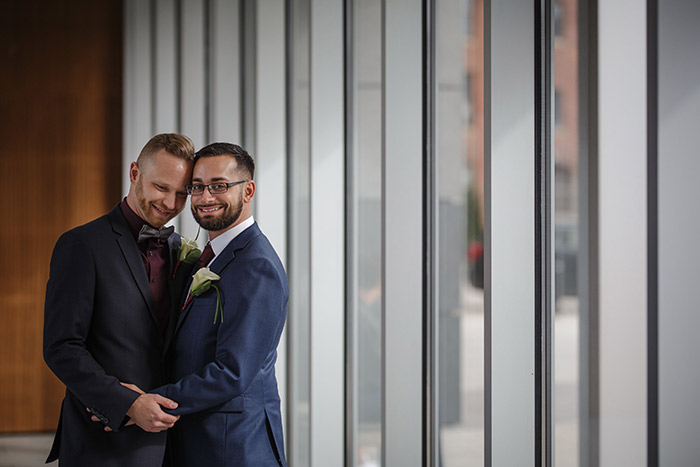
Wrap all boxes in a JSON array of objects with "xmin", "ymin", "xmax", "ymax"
[
  {"xmin": 288, "ymin": 0, "xmax": 311, "ymax": 465},
  {"xmin": 436, "ymin": 0, "xmax": 485, "ymax": 465},
  {"xmin": 554, "ymin": 0, "xmax": 582, "ymax": 465},
  {"xmin": 352, "ymin": 0, "xmax": 383, "ymax": 465}
]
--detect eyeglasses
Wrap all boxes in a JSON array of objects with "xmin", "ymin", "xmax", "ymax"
[{"xmin": 186, "ymin": 180, "xmax": 249, "ymax": 195}]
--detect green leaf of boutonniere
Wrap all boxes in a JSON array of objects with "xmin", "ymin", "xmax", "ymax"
[
  {"xmin": 172, "ymin": 235, "xmax": 202, "ymax": 278},
  {"xmin": 178, "ymin": 236, "xmax": 202, "ymax": 263},
  {"xmin": 177, "ymin": 237, "xmax": 202, "ymax": 264}
]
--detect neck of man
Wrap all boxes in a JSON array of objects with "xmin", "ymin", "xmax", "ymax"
[{"xmin": 207, "ymin": 210, "xmax": 252, "ymax": 240}]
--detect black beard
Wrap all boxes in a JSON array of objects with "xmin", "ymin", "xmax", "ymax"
[{"xmin": 192, "ymin": 200, "xmax": 243, "ymax": 232}]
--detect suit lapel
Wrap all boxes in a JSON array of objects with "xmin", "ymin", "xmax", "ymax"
[
  {"xmin": 163, "ymin": 234, "xmax": 183, "ymax": 353},
  {"xmin": 174, "ymin": 223, "xmax": 262, "ymax": 335},
  {"xmin": 108, "ymin": 207, "xmax": 161, "ymax": 335},
  {"xmin": 178, "ymin": 267, "xmax": 196, "ymax": 312}
]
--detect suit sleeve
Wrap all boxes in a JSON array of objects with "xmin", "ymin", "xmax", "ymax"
[
  {"xmin": 43, "ymin": 230, "xmax": 139, "ymax": 431},
  {"xmin": 153, "ymin": 257, "xmax": 287, "ymax": 415}
]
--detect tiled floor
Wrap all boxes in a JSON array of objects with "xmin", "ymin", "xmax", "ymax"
[{"xmin": 0, "ymin": 434, "xmax": 54, "ymax": 467}]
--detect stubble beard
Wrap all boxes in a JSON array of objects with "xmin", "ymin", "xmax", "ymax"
[
  {"xmin": 135, "ymin": 176, "xmax": 168, "ymax": 227},
  {"xmin": 192, "ymin": 199, "xmax": 243, "ymax": 232}
]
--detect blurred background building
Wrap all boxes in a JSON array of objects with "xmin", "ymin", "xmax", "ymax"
[{"xmin": 1, "ymin": 0, "xmax": 698, "ymax": 466}]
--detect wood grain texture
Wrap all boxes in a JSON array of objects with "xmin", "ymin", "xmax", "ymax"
[{"xmin": 0, "ymin": 0, "xmax": 122, "ymax": 433}]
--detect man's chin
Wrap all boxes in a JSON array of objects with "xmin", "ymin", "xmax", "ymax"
[
  {"xmin": 147, "ymin": 214, "xmax": 176, "ymax": 228},
  {"xmin": 149, "ymin": 208, "xmax": 178, "ymax": 226},
  {"xmin": 193, "ymin": 214, "xmax": 235, "ymax": 232},
  {"xmin": 196, "ymin": 220, "xmax": 232, "ymax": 232}
]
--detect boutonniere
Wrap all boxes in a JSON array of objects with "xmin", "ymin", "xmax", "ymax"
[
  {"xmin": 172, "ymin": 229, "xmax": 202, "ymax": 278},
  {"xmin": 187, "ymin": 267, "xmax": 224, "ymax": 324}
]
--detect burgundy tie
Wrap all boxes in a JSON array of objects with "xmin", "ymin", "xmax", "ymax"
[{"xmin": 198, "ymin": 242, "xmax": 214, "ymax": 269}]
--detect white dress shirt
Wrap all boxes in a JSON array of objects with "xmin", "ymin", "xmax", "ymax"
[{"xmin": 203, "ymin": 215, "xmax": 255, "ymax": 268}]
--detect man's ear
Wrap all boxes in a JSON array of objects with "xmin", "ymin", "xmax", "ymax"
[
  {"xmin": 243, "ymin": 180, "xmax": 256, "ymax": 203},
  {"xmin": 129, "ymin": 162, "xmax": 139, "ymax": 184}
]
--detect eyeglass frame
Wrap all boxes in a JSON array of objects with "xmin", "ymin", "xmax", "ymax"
[{"xmin": 185, "ymin": 179, "xmax": 249, "ymax": 195}]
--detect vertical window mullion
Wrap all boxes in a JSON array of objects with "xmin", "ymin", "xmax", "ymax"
[
  {"xmin": 485, "ymin": 0, "xmax": 538, "ymax": 464},
  {"xmin": 383, "ymin": 0, "xmax": 424, "ymax": 466}
]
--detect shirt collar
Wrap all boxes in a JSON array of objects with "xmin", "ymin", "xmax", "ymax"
[
  {"xmin": 208, "ymin": 215, "xmax": 255, "ymax": 259},
  {"xmin": 119, "ymin": 198, "xmax": 148, "ymax": 240},
  {"xmin": 119, "ymin": 198, "xmax": 173, "ymax": 241}
]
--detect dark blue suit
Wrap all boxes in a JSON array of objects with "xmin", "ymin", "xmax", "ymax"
[
  {"xmin": 43, "ymin": 205, "xmax": 193, "ymax": 466},
  {"xmin": 154, "ymin": 222, "xmax": 288, "ymax": 467}
]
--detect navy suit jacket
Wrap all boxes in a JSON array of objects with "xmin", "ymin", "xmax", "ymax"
[
  {"xmin": 43, "ymin": 204, "xmax": 194, "ymax": 466},
  {"xmin": 154, "ymin": 222, "xmax": 288, "ymax": 467}
]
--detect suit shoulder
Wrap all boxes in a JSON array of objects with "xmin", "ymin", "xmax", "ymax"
[
  {"xmin": 53, "ymin": 213, "xmax": 111, "ymax": 247},
  {"xmin": 242, "ymin": 233, "xmax": 283, "ymax": 263},
  {"xmin": 48, "ymin": 217, "xmax": 114, "ymax": 270},
  {"xmin": 236, "ymin": 236, "xmax": 287, "ymax": 284},
  {"xmin": 78, "ymin": 213, "xmax": 112, "ymax": 232}
]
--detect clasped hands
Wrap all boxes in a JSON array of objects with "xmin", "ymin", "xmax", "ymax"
[{"xmin": 90, "ymin": 382, "xmax": 179, "ymax": 433}]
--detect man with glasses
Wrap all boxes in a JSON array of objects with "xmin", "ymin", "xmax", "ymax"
[
  {"xmin": 43, "ymin": 133, "xmax": 195, "ymax": 466},
  {"xmin": 135, "ymin": 142, "xmax": 288, "ymax": 466}
]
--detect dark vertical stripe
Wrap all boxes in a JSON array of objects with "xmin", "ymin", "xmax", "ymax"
[
  {"xmin": 483, "ymin": 0, "xmax": 492, "ymax": 463},
  {"xmin": 646, "ymin": 0, "xmax": 659, "ymax": 465},
  {"xmin": 379, "ymin": 0, "xmax": 387, "ymax": 464},
  {"xmin": 204, "ymin": 0, "xmax": 211, "ymax": 143},
  {"xmin": 534, "ymin": 0, "xmax": 553, "ymax": 465},
  {"xmin": 343, "ymin": 1, "xmax": 354, "ymax": 465},
  {"xmin": 175, "ymin": 0, "xmax": 182, "ymax": 131},
  {"xmin": 150, "ymin": 0, "xmax": 157, "ymax": 133},
  {"xmin": 577, "ymin": 0, "xmax": 600, "ymax": 465},
  {"xmin": 239, "ymin": 0, "xmax": 246, "ymax": 141},
  {"xmin": 422, "ymin": 0, "xmax": 436, "ymax": 465},
  {"xmin": 300, "ymin": 0, "xmax": 311, "ymax": 456},
  {"xmin": 284, "ymin": 0, "xmax": 293, "ymax": 461}
]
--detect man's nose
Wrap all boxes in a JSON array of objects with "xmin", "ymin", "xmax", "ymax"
[
  {"xmin": 162, "ymin": 191, "xmax": 176, "ymax": 210},
  {"xmin": 199, "ymin": 187, "xmax": 216, "ymax": 203}
]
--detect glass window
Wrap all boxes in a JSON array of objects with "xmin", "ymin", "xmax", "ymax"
[
  {"xmin": 436, "ymin": 0, "xmax": 485, "ymax": 465},
  {"xmin": 554, "ymin": 1, "xmax": 564, "ymax": 38},
  {"xmin": 288, "ymin": 0, "xmax": 311, "ymax": 464},
  {"xmin": 553, "ymin": 0, "xmax": 584, "ymax": 465},
  {"xmin": 350, "ymin": 1, "xmax": 384, "ymax": 466}
]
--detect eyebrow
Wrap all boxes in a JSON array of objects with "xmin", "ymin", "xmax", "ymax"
[
  {"xmin": 155, "ymin": 181, "xmax": 187, "ymax": 192},
  {"xmin": 191, "ymin": 177, "xmax": 230, "ymax": 183}
]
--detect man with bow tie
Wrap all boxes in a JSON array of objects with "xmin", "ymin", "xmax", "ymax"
[{"xmin": 43, "ymin": 133, "xmax": 195, "ymax": 466}]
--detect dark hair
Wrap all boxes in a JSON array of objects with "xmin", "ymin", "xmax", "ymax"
[
  {"xmin": 194, "ymin": 142, "xmax": 255, "ymax": 179},
  {"xmin": 137, "ymin": 133, "xmax": 195, "ymax": 163}
]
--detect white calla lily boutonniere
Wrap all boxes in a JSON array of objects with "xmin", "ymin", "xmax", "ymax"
[
  {"xmin": 172, "ymin": 229, "xmax": 202, "ymax": 278},
  {"xmin": 178, "ymin": 236, "xmax": 202, "ymax": 263},
  {"xmin": 190, "ymin": 268, "xmax": 224, "ymax": 324}
]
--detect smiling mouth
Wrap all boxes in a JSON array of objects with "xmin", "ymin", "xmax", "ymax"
[
  {"xmin": 197, "ymin": 206, "xmax": 223, "ymax": 214},
  {"xmin": 152, "ymin": 204, "xmax": 173, "ymax": 216}
]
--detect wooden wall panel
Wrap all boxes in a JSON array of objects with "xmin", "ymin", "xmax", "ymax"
[{"xmin": 0, "ymin": 0, "xmax": 123, "ymax": 432}]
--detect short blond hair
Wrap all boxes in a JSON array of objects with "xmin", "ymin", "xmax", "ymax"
[{"xmin": 137, "ymin": 133, "xmax": 195, "ymax": 164}]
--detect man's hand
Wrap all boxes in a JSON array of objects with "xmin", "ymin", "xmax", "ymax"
[
  {"xmin": 125, "ymin": 393, "xmax": 180, "ymax": 433},
  {"xmin": 89, "ymin": 382, "xmax": 179, "ymax": 432}
]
